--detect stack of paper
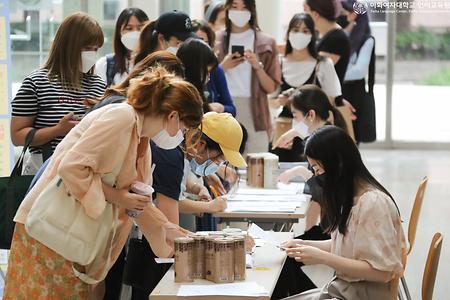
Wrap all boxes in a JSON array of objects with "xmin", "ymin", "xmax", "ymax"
[{"xmin": 177, "ymin": 282, "xmax": 268, "ymax": 297}]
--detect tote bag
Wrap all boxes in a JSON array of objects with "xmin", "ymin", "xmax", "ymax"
[
  {"xmin": 25, "ymin": 165, "xmax": 121, "ymax": 283},
  {"xmin": 0, "ymin": 129, "xmax": 36, "ymax": 249}
]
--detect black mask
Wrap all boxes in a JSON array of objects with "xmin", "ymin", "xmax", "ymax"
[
  {"xmin": 305, "ymin": 173, "xmax": 326, "ymax": 202},
  {"xmin": 336, "ymin": 15, "xmax": 350, "ymax": 29}
]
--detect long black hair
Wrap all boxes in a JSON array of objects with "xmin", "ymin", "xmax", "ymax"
[
  {"xmin": 304, "ymin": 126, "xmax": 398, "ymax": 234},
  {"xmin": 113, "ymin": 8, "xmax": 149, "ymax": 74},
  {"xmin": 341, "ymin": 0, "xmax": 371, "ymax": 54},
  {"xmin": 305, "ymin": 0, "xmax": 340, "ymax": 21},
  {"xmin": 285, "ymin": 13, "xmax": 317, "ymax": 58},
  {"xmin": 291, "ymin": 84, "xmax": 347, "ymax": 132},
  {"xmin": 222, "ymin": 0, "xmax": 259, "ymax": 55},
  {"xmin": 177, "ymin": 38, "xmax": 218, "ymax": 112}
]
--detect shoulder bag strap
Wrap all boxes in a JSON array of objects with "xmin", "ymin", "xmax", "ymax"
[{"xmin": 10, "ymin": 129, "xmax": 36, "ymax": 180}]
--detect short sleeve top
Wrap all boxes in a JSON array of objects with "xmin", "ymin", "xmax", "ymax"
[
  {"xmin": 331, "ymin": 189, "xmax": 405, "ymax": 282},
  {"xmin": 150, "ymin": 141, "xmax": 185, "ymax": 201},
  {"xmin": 317, "ymin": 29, "xmax": 351, "ymax": 88}
]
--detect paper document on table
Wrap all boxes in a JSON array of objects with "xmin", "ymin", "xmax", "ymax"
[
  {"xmin": 177, "ymin": 282, "xmax": 268, "ymax": 297},
  {"xmin": 154, "ymin": 258, "xmax": 174, "ymax": 264},
  {"xmin": 248, "ymin": 223, "xmax": 280, "ymax": 248},
  {"xmin": 0, "ymin": 249, "xmax": 7, "ymax": 264},
  {"xmin": 226, "ymin": 201, "xmax": 303, "ymax": 213},
  {"xmin": 228, "ymin": 194, "xmax": 308, "ymax": 202}
]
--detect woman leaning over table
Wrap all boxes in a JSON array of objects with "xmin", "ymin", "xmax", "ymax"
[
  {"xmin": 280, "ymin": 126, "xmax": 405, "ymax": 300},
  {"xmin": 4, "ymin": 67, "xmax": 204, "ymax": 299}
]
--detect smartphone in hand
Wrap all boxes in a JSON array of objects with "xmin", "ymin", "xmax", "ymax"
[{"xmin": 231, "ymin": 45, "xmax": 245, "ymax": 58}]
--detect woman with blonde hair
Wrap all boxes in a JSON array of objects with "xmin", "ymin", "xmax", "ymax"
[
  {"xmin": 11, "ymin": 12, "xmax": 106, "ymax": 175},
  {"xmin": 4, "ymin": 66, "xmax": 204, "ymax": 298}
]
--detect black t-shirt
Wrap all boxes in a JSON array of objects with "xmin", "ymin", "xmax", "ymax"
[
  {"xmin": 150, "ymin": 141, "xmax": 185, "ymax": 201},
  {"xmin": 317, "ymin": 29, "xmax": 351, "ymax": 90}
]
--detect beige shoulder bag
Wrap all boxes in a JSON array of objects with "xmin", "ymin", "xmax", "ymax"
[{"xmin": 25, "ymin": 167, "xmax": 121, "ymax": 283}]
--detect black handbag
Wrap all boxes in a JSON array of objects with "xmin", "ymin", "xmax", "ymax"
[
  {"xmin": 359, "ymin": 36, "xmax": 377, "ymax": 143},
  {"xmin": 0, "ymin": 129, "xmax": 36, "ymax": 249}
]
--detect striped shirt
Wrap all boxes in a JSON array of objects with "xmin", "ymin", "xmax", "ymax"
[{"xmin": 12, "ymin": 68, "xmax": 106, "ymax": 153}]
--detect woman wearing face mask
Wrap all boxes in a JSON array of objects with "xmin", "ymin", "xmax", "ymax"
[
  {"xmin": 10, "ymin": 12, "xmax": 106, "ymax": 175},
  {"xmin": 204, "ymin": 0, "xmax": 227, "ymax": 32},
  {"xmin": 216, "ymin": 0, "xmax": 281, "ymax": 154},
  {"xmin": 278, "ymin": 85, "xmax": 348, "ymax": 242},
  {"xmin": 176, "ymin": 38, "xmax": 219, "ymax": 114},
  {"xmin": 129, "ymin": 112, "xmax": 247, "ymax": 299},
  {"xmin": 339, "ymin": 0, "xmax": 376, "ymax": 144},
  {"xmin": 95, "ymin": 8, "xmax": 148, "ymax": 87},
  {"xmin": 133, "ymin": 10, "xmax": 197, "ymax": 66},
  {"xmin": 4, "ymin": 67, "xmax": 204, "ymax": 299},
  {"xmin": 180, "ymin": 112, "xmax": 247, "ymax": 217},
  {"xmin": 279, "ymin": 126, "xmax": 405, "ymax": 300},
  {"xmin": 271, "ymin": 85, "xmax": 348, "ymax": 300},
  {"xmin": 270, "ymin": 13, "xmax": 341, "ymax": 162}
]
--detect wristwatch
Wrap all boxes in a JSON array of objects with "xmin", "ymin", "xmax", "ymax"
[{"xmin": 254, "ymin": 61, "xmax": 264, "ymax": 70}]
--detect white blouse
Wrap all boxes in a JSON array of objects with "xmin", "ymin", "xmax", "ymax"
[
  {"xmin": 282, "ymin": 56, "xmax": 342, "ymax": 98},
  {"xmin": 331, "ymin": 189, "xmax": 406, "ymax": 282}
]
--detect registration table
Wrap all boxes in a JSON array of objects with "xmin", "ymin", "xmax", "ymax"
[
  {"xmin": 212, "ymin": 181, "xmax": 311, "ymax": 231},
  {"xmin": 150, "ymin": 232, "xmax": 293, "ymax": 300}
]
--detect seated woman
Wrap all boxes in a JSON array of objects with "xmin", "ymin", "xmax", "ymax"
[{"xmin": 280, "ymin": 126, "xmax": 405, "ymax": 300}]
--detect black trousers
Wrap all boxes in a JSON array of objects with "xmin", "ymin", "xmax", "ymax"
[
  {"xmin": 128, "ymin": 237, "xmax": 172, "ymax": 300},
  {"xmin": 102, "ymin": 237, "xmax": 171, "ymax": 300},
  {"xmin": 103, "ymin": 247, "xmax": 126, "ymax": 300},
  {"xmin": 271, "ymin": 225, "xmax": 331, "ymax": 300},
  {"xmin": 343, "ymin": 79, "xmax": 366, "ymax": 144}
]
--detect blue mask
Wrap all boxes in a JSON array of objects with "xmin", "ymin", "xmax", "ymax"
[{"xmin": 190, "ymin": 159, "xmax": 219, "ymax": 176}]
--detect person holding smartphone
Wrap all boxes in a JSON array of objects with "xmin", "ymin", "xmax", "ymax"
[
  {"xmin": 215, "ymin": 0, "xmax": 281, "ymax": 154},
  {"xmin": 10, "ymin": 13, "xmax": 106, "ymax": 175}
]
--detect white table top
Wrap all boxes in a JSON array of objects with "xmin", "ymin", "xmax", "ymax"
[{"xmin": 150, "ymin": 232, "xmax": 293, "ymax": 300}]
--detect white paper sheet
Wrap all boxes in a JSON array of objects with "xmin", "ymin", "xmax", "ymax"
[
  {"xmin": 228, "ymin": 194, "xmax": 308, "ymax": 202},
  {"xmin": 154, "ymin": 258, "xmax": 174, "ymax": 264},
  {"xmin": 248, "ymin": 224, "xmax": 281, "ymax": 248},
  {"xmin": 246, "ymin": 253, "xmax": 254, "ymax": 268},
  {"xmin": 226, "ymin": 201, "xmax": 303, "ymax": 213},
  {"xmin": 0, "ymin": 250, "xmax": 7, "ymax": 265},
  {"xmin": 177, "ymin": 282, "xmax": 268, "ymax": 297}
]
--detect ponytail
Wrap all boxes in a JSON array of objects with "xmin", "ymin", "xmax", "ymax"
[
  {"xmin": 133, "ymin": 20, "xmax": 159, "ymax": 65},
  {"xmin": 329, "ymin": 106, "xmax": 348, "ymax": 133}
]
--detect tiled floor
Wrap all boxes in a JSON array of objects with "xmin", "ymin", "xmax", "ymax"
[{"xmin": 360, "ymin": 149, "xmax": 450, "ymax": 300}]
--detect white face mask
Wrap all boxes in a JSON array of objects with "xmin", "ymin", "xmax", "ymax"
[
  {"xmin": 166, "ymin": 46, "xmax": 179, "ymax": 55},
  {"xmin": 152, "ymin": 117, "xmax": 184, "ymax": 149},
  {"xmin": 121, "ymin": 31, "xmax": 140, "ymax": 51},
  {"xmin": 292, "ymin": 118, "xmax": 310, "ymax": 139},
  {"xmin": 288, "ymin": 32, "xmax": 312, "ymax": 50},
  {"xmin": 228, "ymin": 10, "xmax": 251, "ymax": 28},
  {"xmin": 80, "ymin": 51, "xmax": 97, "ymax": 73}
]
